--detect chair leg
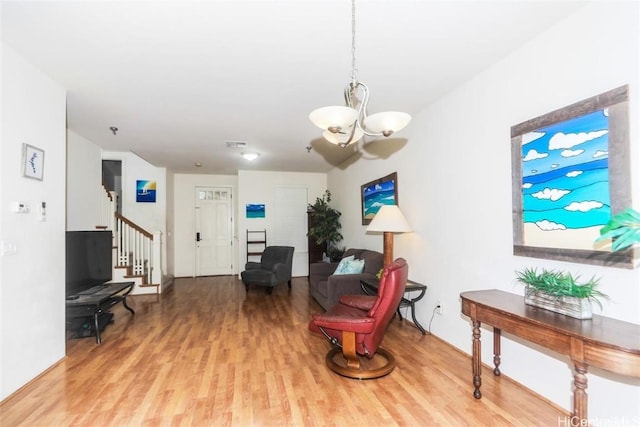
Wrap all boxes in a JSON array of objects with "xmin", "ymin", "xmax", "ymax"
[
  {"xmin": 267, "ymin": 286, "xmax": 273, "ymax": 295},
  {"xmin": 243, "ymin": 281, "xmax": 249, "ymax": 292},
  {"xmin": 288, "ymin": 279, "xmax": 292, "ymax": 289}
]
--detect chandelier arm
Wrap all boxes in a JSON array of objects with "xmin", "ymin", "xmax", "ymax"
[{"xmin": 351, "ymin": 82, "xmax": 385, "ymax": 137}]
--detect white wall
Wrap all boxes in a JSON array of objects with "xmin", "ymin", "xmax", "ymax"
[
  {"xmin": 237, "ymin": 170, "xmax": 327, "ymax": 277},
  {"xmin": 66, "ymin": 130, "xmax": 103, "ymax": 230},
  {"xmin": 0, "ymin": 43, "xmax": 67, "ymax": 401},
  {"xmin": 165, "ymin": 170, "xmax": 175, "ymax": 276},
  {"xmin": 173, "ymin": 173, "xmax": 238, "ymax": 277},
  {"xmin": 329, "ymin": 2, "xmax": 639, "ymax": 424}
]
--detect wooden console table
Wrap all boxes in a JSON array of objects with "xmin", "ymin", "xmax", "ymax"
[{"xmin": 460, "ymin": 289, "xmax": 640, "ymax": 424}]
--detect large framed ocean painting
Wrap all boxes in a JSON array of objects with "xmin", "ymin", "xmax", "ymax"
[
  {"xmin": 361, "ymin": 172, "xmax": 398, "ymax": 225},
  {"xmin": 511, "ymin": 85, "xmax": 633, "ymax": 268}
]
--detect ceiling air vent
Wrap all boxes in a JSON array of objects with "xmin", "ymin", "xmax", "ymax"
[{"xmin": 225, "ymin": 141, "xmax": 248, "ymax": 149}]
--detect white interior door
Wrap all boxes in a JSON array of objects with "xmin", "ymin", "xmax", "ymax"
[
  {"xmin": 273, "ymin": 187, "xmax": 308, "ymax": 277},
  {"xmin": 195, "ymin": 187, "xmax": 233, "ymax": 276}
]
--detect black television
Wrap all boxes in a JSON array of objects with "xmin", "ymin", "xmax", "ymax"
[{"xmin": 65, "ymin": 230, "xmax": 113, "ymax": 297}]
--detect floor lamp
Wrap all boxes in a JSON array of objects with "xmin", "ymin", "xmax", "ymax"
[{"xmin": 367, "ymin": 205, "xmax": 411, "ymax": 266}]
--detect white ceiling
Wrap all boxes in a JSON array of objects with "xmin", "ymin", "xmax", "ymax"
[{"xmin": 1, "ymin": 0, "xmax": 586, "ymax": 174}]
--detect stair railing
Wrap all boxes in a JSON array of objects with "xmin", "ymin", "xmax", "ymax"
[
  {"xmin": 99, "ymin": 185, "xmax": 163, "ymax": 291},
  {"xmin": 99, "ymin": 186, "xmax": 116, "ymax": 231},
  {"xmin": 115, "ymin": 213, "xmax": 154, "ymax": 286}
]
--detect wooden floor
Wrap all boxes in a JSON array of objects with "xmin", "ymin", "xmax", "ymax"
[{"xmin": 1, "ymin": 276, "xmax": 568, "ymax": 426}]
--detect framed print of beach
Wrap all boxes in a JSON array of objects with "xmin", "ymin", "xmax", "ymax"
[
  {"xmin": 511, "ymin": 85, "xmax": 633, "ymax": 268},
  {"xmin": 136, "ymin": 180, "xmax": 156, "ymax": 202},
  {"xmin": 246, "ymin": 204, "xmax": 265, "ymax": 218},
  {"xmin": 361, "ymin": 172, "xmax": 398, "ymax": 225}
]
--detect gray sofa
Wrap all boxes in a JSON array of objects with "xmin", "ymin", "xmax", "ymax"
[{"xmin": 309, "ymin": 248, "xmax": 384, "ymax": 310}]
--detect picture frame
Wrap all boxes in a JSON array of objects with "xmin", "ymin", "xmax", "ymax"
[
  {"xmin": 511, "ymin": 85, "xmax": 633, "ymax": 268},
  {"xmin": 136, "ymin": 180, "xmax": 157, "ymax": 203},
  {"xmin": 22, "ymin": 143, "xmax": 44, "ymax": 180},
  {"xmin": 246, "ymin": 204, "xmax": 266, "ymax": 219},
  {"xmin": 361, "ymin": 172, "xmax": 398, "ymax": 225}
]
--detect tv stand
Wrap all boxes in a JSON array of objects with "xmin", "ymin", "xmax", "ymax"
[{"xmin": 66, "ymin": 281, "xmax": 135, "ymax": 344}]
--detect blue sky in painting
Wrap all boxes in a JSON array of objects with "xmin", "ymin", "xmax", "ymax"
[{"xmin": 521, "ymin": 109, "xmax": 610, "ymax": 230}]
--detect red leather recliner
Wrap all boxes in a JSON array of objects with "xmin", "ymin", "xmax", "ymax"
[{"xmin": 308, "ymin": 258, "xmax": 408, "ymax": 379}]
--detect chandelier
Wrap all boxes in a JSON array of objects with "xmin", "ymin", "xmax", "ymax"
[{"xmin": 309, "ymin": 0, "xmax": 411, "ymax": 148}]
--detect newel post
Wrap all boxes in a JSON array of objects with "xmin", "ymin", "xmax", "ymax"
[{"xmin": 152, "ymin": 231, "xmax": 163, "ymax": 285}]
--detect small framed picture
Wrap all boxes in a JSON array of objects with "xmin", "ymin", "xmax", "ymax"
[
  {"xmin": 22, "ymin": 143, "xmax": 45, "ymax": 181},
  {"xmin": 360, "ymin": 172, "xmax": 398, "ymax": 225}
]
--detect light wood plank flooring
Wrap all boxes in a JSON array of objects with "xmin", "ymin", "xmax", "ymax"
[{"xmin": 0, "ymin": 276, "xmax": 568, "ymax": 426}]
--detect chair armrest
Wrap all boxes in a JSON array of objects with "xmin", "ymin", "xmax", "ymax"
[
  {"xmin": 311, "ymin": 313, "xmax": 375, "ymax": 334},
  {"xmin": 245, "ymin": 261, "xmax": 262, "ymax": 270},
  {"xmin": 324, "ymin": 273, "xmax": 376, "ymax": 308},
  {"xmin": 309, "ymin": 261, "xmax": 338, "ymax": 277},
  {"xmin": 273, "ymin": 262, "xmax": 290, "ymax": 279},
  {"xmin": 339, "ymin": 295, "xmax": 376, "ymax": 312}
]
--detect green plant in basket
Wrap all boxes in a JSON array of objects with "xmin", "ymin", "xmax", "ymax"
[{"xmin": 515, "ymin": 268, "xmax": 608, "ymax": 309}]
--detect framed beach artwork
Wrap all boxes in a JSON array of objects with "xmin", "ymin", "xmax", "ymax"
[
  {"xmin": 361, "ymin": 172, "xmax": 398, "ymax": 225},
  {"xmin": 136, "ymin": 180, "xmax": 156, "ymax": 203},
  {"xmin": 511, "ymin": 85, "xmax": 633, "ymax": 268},
  {"xmin": 246, "ymin": 204, "xmax": 266, "ymax": 219}
]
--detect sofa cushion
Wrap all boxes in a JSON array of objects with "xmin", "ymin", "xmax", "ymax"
[
  {"xmin": 308, "ymin": 248, "xmax": 384, "ymax": 311},
  {"xmin": 360, "ymin": 250, "xmax": 384, "ymax": 276}
]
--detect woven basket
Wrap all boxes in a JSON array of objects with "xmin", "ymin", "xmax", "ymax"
[{"xmin": 524, "ymin": 287, "xmax": 592, "ymax": 320}]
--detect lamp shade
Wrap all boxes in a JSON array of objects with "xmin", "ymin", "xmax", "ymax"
[
  {"xmin": 363, "ymin": 111, "xmax": 411, "ymax": 136},
  {"xmin": 309, "ymin": 106, "xmax": 359, "ymax": 131},
  {"xmin": 367, "ymin": 205, "xmax": 411, "ymax": 233},
  {"xmin": 322, "ymin": 127, "xmax": 364, "ymax": 145}
]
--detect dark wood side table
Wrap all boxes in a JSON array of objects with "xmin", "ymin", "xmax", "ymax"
[
  {"xmin": 460, "ymin": 289, "xmax": 640, "ymax": 424},
  {"xmin": 66, "ymin": 281, "xmax": 135, "ymax": 344},
  {"xmin": 360, "ymin": 277, "xmax": 428, "ymax": 335}
]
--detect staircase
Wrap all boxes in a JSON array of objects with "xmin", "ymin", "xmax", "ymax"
[{"xmin": 100, "ymin": 186, "xmax": 173, "ymax": 295}]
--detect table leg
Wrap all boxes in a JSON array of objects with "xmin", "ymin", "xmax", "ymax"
[
  {"xmin": 493, "ymin": 327, "xmax": 501, "ymax": 376},
  {"xmin": 472, "ymin": 319, "xmax": 482, "ymax": 399},
  {"xmin": 572, "ymin": 361, "xmax": 588, "ymax": 424},
  {"xmin": 94, "ymin": 312, "xmax": 102, "ymax": 345},
  {"xmin": 410, "ymin": 300, "xmax": 427, "ymax": 335},
  {"xmin": 123, "ymin": 296, "xmax": 135, "ymax": 315}
]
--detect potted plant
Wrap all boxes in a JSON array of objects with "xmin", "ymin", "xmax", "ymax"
[
  {"xmin": 596, "ymin": 207, "xmax": 640, "ymax": 251},
  {"xmin": 307, "ymin": 190, "xmax": 344, "ymax": 261},
  {"xmin": 515, "ymin": 267, "xmax": 607, "ymax": 319}
]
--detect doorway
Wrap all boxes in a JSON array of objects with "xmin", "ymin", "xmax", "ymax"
[
  {"xmin": 102, "ymin": 160, "xmax": 121, "ymax": 215},
  {"xmin": 195, "ymin": 187, "xmax": 233, "ymax": 276}
]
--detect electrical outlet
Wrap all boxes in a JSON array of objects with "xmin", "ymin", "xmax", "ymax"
[{"xmin": 436, "ymin": 302, "xmax": 443, "ymax": 315}]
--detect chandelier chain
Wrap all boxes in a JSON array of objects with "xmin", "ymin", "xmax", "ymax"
[{"xmin": 350, "ymin": 0, "xmax": 358, "ymax": 86}]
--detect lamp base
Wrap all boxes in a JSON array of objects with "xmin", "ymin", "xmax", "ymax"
[{"xmin": 383, "ymin": 231, "xmax": 394, "ymax": 267}]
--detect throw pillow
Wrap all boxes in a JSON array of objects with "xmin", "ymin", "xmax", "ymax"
[
  {"xmin": 334, "ymin": 256, "xmax": 365, "ymax": 275},
  {"xmin": 333, "ymin": 255, "xmax": 355, "ymax": 275}
]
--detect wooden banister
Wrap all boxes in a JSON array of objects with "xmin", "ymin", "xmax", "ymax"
[{"xmin": 115, "ymin": 213, "xmax": 154, "ymax": 239}]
